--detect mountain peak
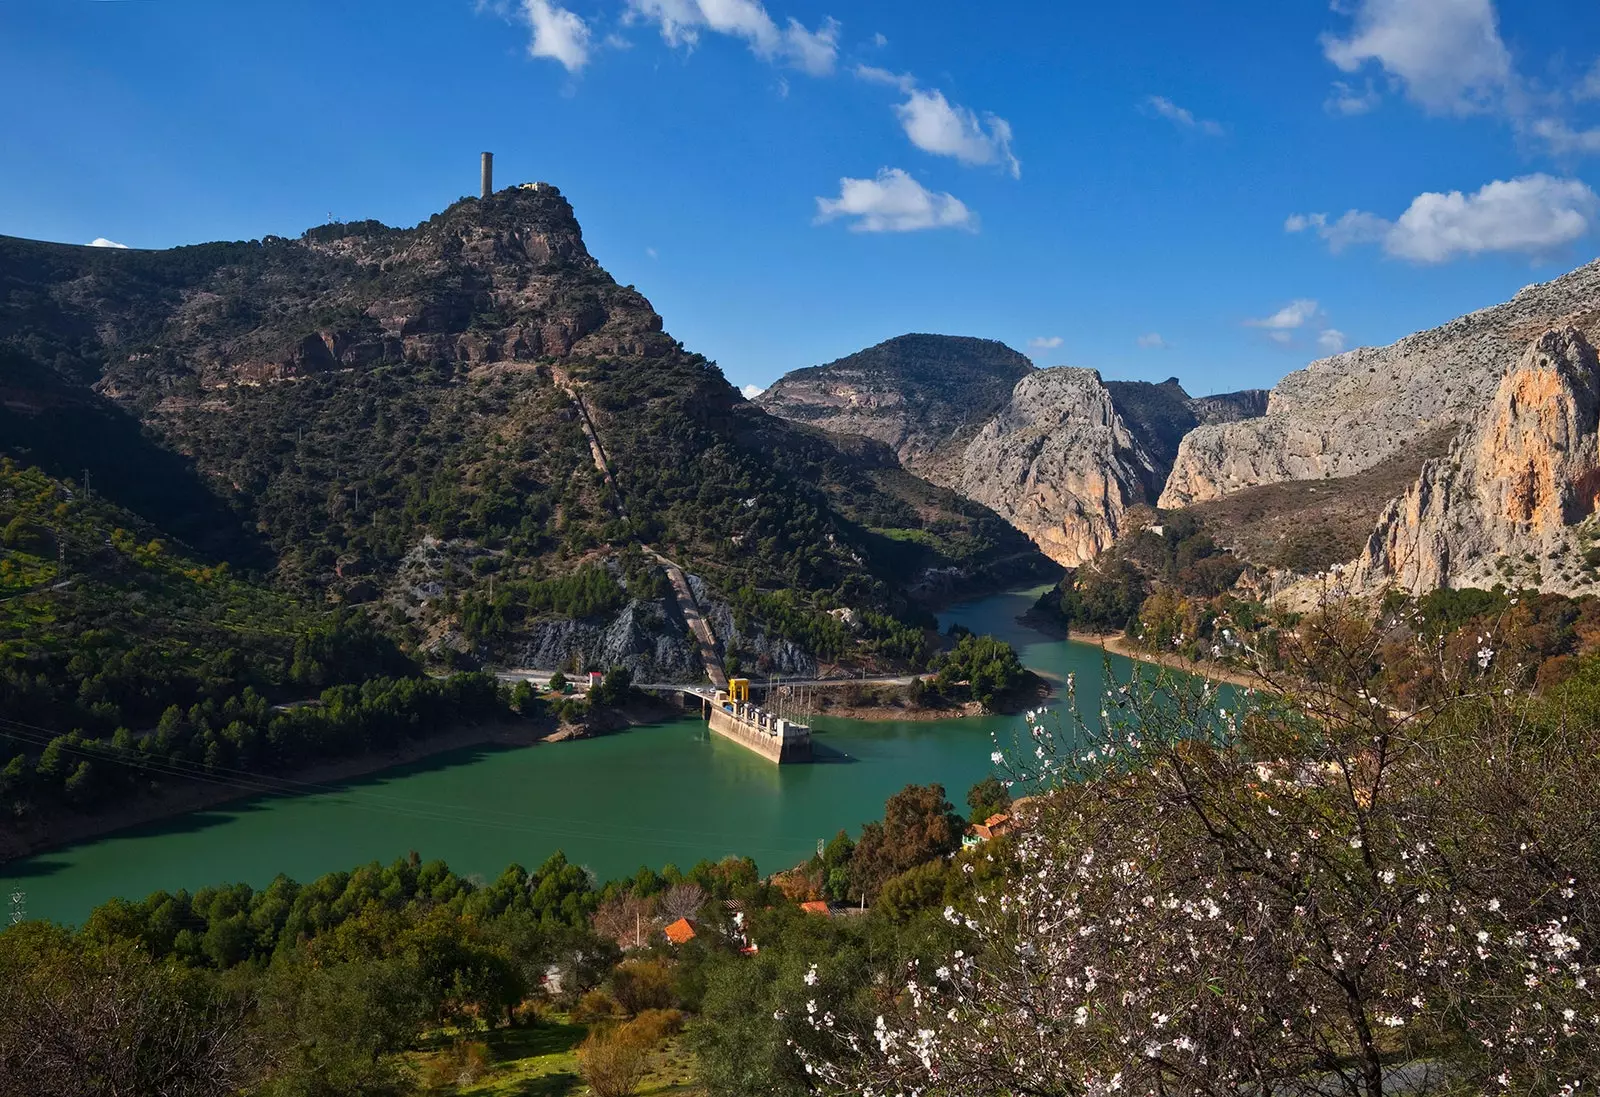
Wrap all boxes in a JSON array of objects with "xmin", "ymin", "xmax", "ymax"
[{"xmin": 756, "ymin": 333, "xmax": 1035, "ymax": 478}]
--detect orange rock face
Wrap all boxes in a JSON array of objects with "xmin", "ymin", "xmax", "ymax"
[{"xmin": 1356, "ymin": 328, "xmax": 1600, "ymax": 595}]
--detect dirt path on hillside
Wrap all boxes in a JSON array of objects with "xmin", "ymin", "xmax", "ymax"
[{"xmin": 1068, "ymin": 631, "xmax": 1265, "ymax": 691}]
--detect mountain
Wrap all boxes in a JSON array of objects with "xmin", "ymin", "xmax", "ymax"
[
  {"xmin": 1355, "ymin": 328, "xmax": 1600, "ymax": 595},
  {"xmin": 0, "ymin": 184, "xmax": 1040, "ymax": 678},
  {"xmin": 1159, "ymin": 259, "xmax": 1600, "ymax": 509},
  {"xmin": 957, "ymin": 372, "xmax": 1266, "ymax": 565},
  {"xmin": 759, "ymin": 339, "xmax": 1268, "ymax": 568},
  {"xmin": 755, "ymin": 334, "xmax": 1036, "ymax": 485},
  {"xmin": 1144, "ymin": 258, "xmax": 1600, "ymax": 596}
]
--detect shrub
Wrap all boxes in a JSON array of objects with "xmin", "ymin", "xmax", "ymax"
[
  {"xmin": 571, "ymin": 988, "xmax": 621, "ymax": 1025},
  {"xmin": 609, "ymin": 958, "xmax": 676, "ymax": 1015},
  {"xmin": 420, "ymin": 1039, "xmax": 491, "ymax": 1090},
  {"xmin": 577, "ymin": 1027, "xmax": 650, "ymax": 1097},
  {"xmin": 620, "ymin": 1007, "xmax": 684, "ymax": 1047}
]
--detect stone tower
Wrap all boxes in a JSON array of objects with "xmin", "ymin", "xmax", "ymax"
[{"xmin": 481, "ymin": 152, "xmax": 493, "ymax": 199}]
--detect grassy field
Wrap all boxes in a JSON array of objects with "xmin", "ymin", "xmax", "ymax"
[{"xmin": 411, "ymin": 1017, "xmax": 704, "ymax": 1097}]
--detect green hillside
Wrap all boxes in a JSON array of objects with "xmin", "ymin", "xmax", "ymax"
[{"xmin": 0, "ymin": 187, "xmax": 1041, "ymax": 676}]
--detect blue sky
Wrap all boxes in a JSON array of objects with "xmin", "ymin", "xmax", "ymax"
[{"xmin": 4, "ymin": 1, "xmax": 1600, "ymax": 397}]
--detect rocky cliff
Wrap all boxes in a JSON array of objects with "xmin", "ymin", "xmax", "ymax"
[
  {"xmin": 1354, "ymin": 328, "xmax": 1600, "ymax": 595},
  {"xmin": 755, "ymin": 334, "xmax": 1035, "ymax": 486},
  {"xmin": 955, "ymin": 370, "xmax": 1268, "ymax": 566},
  {"xmin": 0, "ymin": 185, "xmax": 1040, "ymax": 674},
  {"xmin": 959, "ymin": 368, "xmax": 1159, "ymax": 566},
  {"xmin": 1159, "ymin": 259, "xmax": 1600, "ymax": 508},
  {"xmin": 759, "ymin": 339, "xmax": 1269, "ymax": 567}
]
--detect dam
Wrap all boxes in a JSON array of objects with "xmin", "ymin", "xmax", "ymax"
[{"xmin": 699, "ymin": 678, "xmax": 812, "ymax": 764}]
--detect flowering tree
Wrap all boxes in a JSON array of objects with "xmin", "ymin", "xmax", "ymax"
[{"xmin": 800, "ymin": 606, "xmax": 1600, "ymax": 1095}]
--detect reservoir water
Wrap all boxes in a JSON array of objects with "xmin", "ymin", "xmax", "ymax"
[{"xmin": 2, "ymin": 584, "xmax": 1143, "ymax": 925}]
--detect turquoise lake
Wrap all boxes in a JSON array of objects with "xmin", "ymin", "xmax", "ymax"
[{"xmin": 1, "ymin": 583, "xmax": 1144, "ymax": 925}]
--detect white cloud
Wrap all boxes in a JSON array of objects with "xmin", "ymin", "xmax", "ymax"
[
  {"xmin": 1136, "ymin": 333, "xmax": 1168, "ymax": 349},
  {"xmin": 1318, "ymin": 329, "xmax": 1348, "ymax": 352},
  {"xmin": 645, "ymin": 246, "xmax": 658, "ymax": 258},
  {"xmin": 522, "ymin": 0, "xmax": 591, "ymax": 71},
  {"xmin": 871, "ymin": 32, "xmax": 887, "ymax": 48},
  {"xmin": 1143, "ymin": 95, "xmax": 1223, "ymax": 136},
  {"xmin": 1028, "ymin": 336, "xmax": 1063, "ymax": 350},
  {"xmin": 855, "ymin": 64, "xmax": 915, "ymax": 93},
  {"xmin": 88, "ymin": 238, "xmax": 128, "ymax": 249},
  {"xmin": 741, "ymin": 383, "xmax": 765, "ymax": 399},
  {"xmin": 1530, "ymin": 118, "xmax": 1600, "ymax": 156},
  {"xmin": 781, "ymin": 17, "xmax": 839, "ymax": 76},
  {"xmin": 1289, "ymin": 175, "xmax": 1600, "ymax": 263},
  {"xmin": 1322, "ymin": 0, "xmax": 1511, "ymax": 115},
  {"xmin": 626, "ymin": 0, "xmax": 838, "ymax": 75},
  {"xmin": 1247, "ymin": 299, "xmax": 1320, "ymax": 331},
  {"xmin": 1286, "ymin": 209, "xmax": 1391, "ymax": 252},
  {"xmin": 1387, "ymin": 176, "xmax": 1598, "ymax": 261},
  {"xmin": 852, "ymin": 68, "xmax": 1019, "ymax": 176},
  {"xmin": 1578, "ymin": 59, "xmax": 1600, "ymax": 102},
  {"xmin": 1326, "ymin": 80, "xmax": 1382, "ymax": 116},
  {"xmin": 814, "ymin": 168, "xmax": 975, "ymax": 233},
  {"xmin": 896, "ymin": 88, "xmax": 1020, "ymax": 177}
]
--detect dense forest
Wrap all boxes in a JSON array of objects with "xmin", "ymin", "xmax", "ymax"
[{"xmin": 0, "ymin": 459, "xmax": 530, "ymax": 827}]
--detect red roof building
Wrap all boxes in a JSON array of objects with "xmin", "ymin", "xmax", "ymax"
[
  {"xmin": 663, "ymin": 917, "xmax": 696, "ymax": 945},
  {"xmin": 799, "ymin": 900, "xmax": 832, "ymax": 916},
  {"xmin": 965, "ymin": 812, "xmax": 1014, "ymax": 845}
]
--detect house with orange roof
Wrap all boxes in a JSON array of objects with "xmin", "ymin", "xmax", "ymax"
[
  {"xmin": 963, "ymin": 812, "xmax": 1013, "ymax": 847},
  {"xmin": 663, "ymin": 917, "xmax": 696, "ymax": 945},
  {"xmin": 799, "ymin": 900, "xmax": 831, "ymax": 916}
]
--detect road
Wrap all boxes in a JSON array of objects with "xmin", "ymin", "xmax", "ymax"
[
  {"xmin": 550, "ymin": 370, "xmax": 728, "ymax": 691},
  {"xmin": 644, "ymin": 548, "xmax": 728, "ymax": 691},
  {"xmin": 488, "ymin": 669, "xmax": 918, "ymax": 691}
]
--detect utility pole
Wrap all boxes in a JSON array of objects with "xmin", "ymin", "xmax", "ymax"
[
  {"xmin": 8, "ymin": 890, "xmax": 23, "ymax": 925},
  {"xmin": 81, "ymin": 468, "xmax": 91, "ymax": 502}
]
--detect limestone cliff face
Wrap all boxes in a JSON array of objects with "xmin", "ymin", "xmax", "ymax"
[
  {"xmin": 959, "ymin": 368, "xmax": 1163, "ymax": 566},
  {"xmin": 755, "ymin": 334, "xmax": 1035, "ymax": 487},
  {"xmin": 1159, "ymin": 259, "xmax": 1600, "ymax": 508},
  {"xmin": 1354, "ymin": 328, "xmax": 1600, "ymax": 594},
  {"xmin": 758, "ymin": 338, "xmax": 1270, "ymax": 566}
]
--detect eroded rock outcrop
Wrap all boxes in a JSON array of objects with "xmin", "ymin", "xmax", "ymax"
[
  {"xmin": 755, "ymin": 334, "xmax": 1035, "ymax": 487},
  {"xmin": 1160, "ymin": 259, "xmax": 1600, "ymax": 508},
  {"xmin": 959, "ymin": 368, "xmax": 1164, "ymax": 566},
  {"xmin": 759, "ymin": 340, "xmax": 1269, "ymax": 565},
  {"xmin": 1355, "ymin": 328, "xmax": 1600, "ymax": 594}
]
